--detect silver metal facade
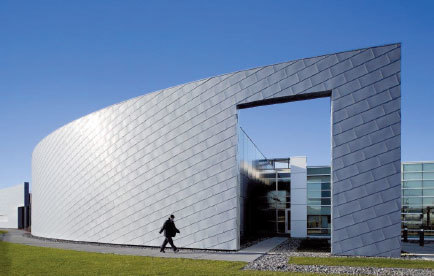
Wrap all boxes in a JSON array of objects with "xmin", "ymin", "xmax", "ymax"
[{"xmin": 32, "ymin": 44, "xmax": 401, "ymax": 255}]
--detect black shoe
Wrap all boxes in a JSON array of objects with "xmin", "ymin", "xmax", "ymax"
[
  {"xmin": 160, "ymin": 249, "xmax": 165, "ymax": 253},
  {"xmin": 174, "ymin": 249, "xmax": 179, "ymax": 253}
]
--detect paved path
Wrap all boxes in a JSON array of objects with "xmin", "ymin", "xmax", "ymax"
[
  {"xmin": 402, "ymin": 241, "xmax": 434, "ymax": 259},
  {"xmin": 0, "ymin": 229, "xmax": 286, "ymax": 262}
]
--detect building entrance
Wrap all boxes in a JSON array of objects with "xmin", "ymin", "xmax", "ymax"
[
  {"xmin": 238, "ymin": 126, "xmax": 332, "ymax": 238},
  {"xmin": 255, "ymin": 158, "xmax": 291, "ymax": 234},
  {"xmin": 238, "ymin": 129, "xmax": 294, "ymax": 237}
]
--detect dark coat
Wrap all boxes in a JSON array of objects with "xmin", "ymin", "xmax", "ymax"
[{"xmin": 159, "ymin": 219, "xmax": 180, "ymax": 238}]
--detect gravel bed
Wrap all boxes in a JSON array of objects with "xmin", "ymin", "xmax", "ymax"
[{"xmin": 244, "ymin": 238, "xmax": 434, "ymax": 276}]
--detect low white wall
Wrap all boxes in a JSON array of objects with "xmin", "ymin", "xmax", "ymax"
[
  {"xmin": 0, "ymin": 184, "xmax": 24, "ymax": 228},
  {"xmin": 290, "ymin": 156, "xmax": 307, "ymax": 238}
]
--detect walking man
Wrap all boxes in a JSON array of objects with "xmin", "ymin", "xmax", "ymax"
[{"xmin": 159, "ymin": 214, "xmax": 180, "ymax": 253}]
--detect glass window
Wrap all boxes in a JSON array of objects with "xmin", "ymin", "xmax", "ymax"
[
  {"xmin": 307, "ymin": 228, "xmax": 330, "ymax": 235},
  {"xmin": 308, "ymin": 191, "xmax": 321, "ymax": 198},
  {"xmin": 402, "ymin": 214, "xmax": 422, "ymax": 221},
  {"xmin": 423, "ymin": 163, "xmax": 434, "ymax": 171},
  {"xmin": 307, "ymin": 176, "xmax": 330, "ymax": 183},
  {"xmin": 403, "ymin": 172, "xmax": 423, "ymax": 180},
  {"xmin": 403, "ymin": 197, "xmax": 423, "ymax": 206},
  {"xmin": 423, "ymin": 197, "xmax": 434, "ymax": 206},
  {"xmin": 307, "ymin": 167, "xmax": 331, "ymax": 175},
  {"xmin": 402, "ymin": 206, "xmax": 423, "ymax": 213},
  {"xmin": 424, "ymin": 180, "xmax": 434, "ymax": 188},
  {"xmin": 322, "ymin": 183, "xmax": 331, "ymax": 190},
  {"xmin": 402, "ymin": 189, "xmax": 422, "ymax": 196},
  {"xmin": 322, "ymin": 198, "xmax": 331, "ymax": 205},
  {"xmin": 307, "ymin": 206, "xmax": 331, "ymax": 215},
  {"xmin": 423, "ymin": 189, "xmax": 434, "ymax": 197},
  {"xmin": 278, "ymin": 179, "xmax": 290, "ymax": 192},
  {"xmin": 307, "ymin": 183, "xmax": 331, "ymax": 191},
  {"xmin": 424, "ymin": 172, "xmax": 434, "ymax": 180},
  {"xmin": 261, "ymin": 173, "xmax": 276, "ymax": 179},
  {"xmin": 307, "ymin": 183, "xmax": 321, "ymax": 191},
  {"xmin": 277, "ymin": 210, "xmax": 286, "ymax": 222},
  {"xmin": 308, "ymin": 198, "xmax": 331, "ymax": 205},
  {"xmin": 403, "ymin": 181, "xmax": 422, "ymax": 188},
  {"xmin": 403, "ymin": 163, "xmax": 422, "ymax": 172},
  {"xmin": 307, "ymin": 190, "xmax": 330, "ymax": 198},
  {"xmin": 423, "ymin": 208, "xmax": 434, "ymax": 227},
  {"xmin": 404, "ymin": 221, "xmax": 423, "ymax": 228},
  {"xmin": 322, "ymin": 191, "xmax": 331, "ymax": 198},
  {"xmin": 267, "ymin": 191, "xmax": 287, "ymax": 209},
  {"xmin": 307, "ymin": 215, "xmax": 321, "ymax": 228},
  {"xmin": 307, "ymin": 215, "xmax": 330, "ymax": 228},
  {"xmin": 423, "ymin": 215, "xmax": 434, "ymax": 227},
  {"xmin": 308, "ymin": 199, "xmax": 321, "ymax": 205},
  {"xmin": 426, "ymin": 231, "xmax": 434, "ymax": 237}
]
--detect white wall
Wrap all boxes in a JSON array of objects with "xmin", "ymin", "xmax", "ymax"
[
  {"xmin": 290, "ymin": 156, "xmax": 307, "ymax": 238},
  {"xmin": 32, "ymin": 77, "xmax": 241, "ymax": 250},
  {"xmin": 31, "ymin": 44, "xmax": 400, "ymax": 255},
  {"xmin": 0, "ymin": 184, "xmax": 24, "ymax": 228}
]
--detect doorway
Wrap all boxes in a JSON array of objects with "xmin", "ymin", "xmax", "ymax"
[{"xmin": 237, "ymin": 96, "xmax": 331, "ymax": 238}]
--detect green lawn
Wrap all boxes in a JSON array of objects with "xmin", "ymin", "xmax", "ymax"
[
  {"xmin": 0, "ymin": 230, "xmax": 7, "ymax": 235},
  {"xmin": 289, "ymin": 256, "xmax": 434, "ymax": 270},
  {"xmin": 0, "ymin": 241, "xmax": 324, "ymax": 276}
]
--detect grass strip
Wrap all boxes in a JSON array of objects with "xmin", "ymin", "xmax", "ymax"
[
  {"xmin": 289, "ymin": 256, "xmax": 434, "ymax": 270},
  {"xmin": 0, "ymin": 241, "xmax": 327, "ymax": 276},
  {"xmin": 0, "ymin": 230, "xmax": 8, "ymax": 235}
]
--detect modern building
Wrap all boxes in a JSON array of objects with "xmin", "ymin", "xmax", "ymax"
[
  {"xmin": 241, "ymin": 153, "xmax": 434, "ymax": 240},
  {"xmin": 0, "ymin": 182, "xmax": 31, "ymax": 229},
  {"xmin": 238, "ymin": 127, "xmax": 331, "ymax": 239},
  {"xmin": 32, "ymin": 44, "xmax": 401, "ymax": 257},
  {"xmin": 402, "ymin": 161, "xmax": 434, "ymax": 239}
]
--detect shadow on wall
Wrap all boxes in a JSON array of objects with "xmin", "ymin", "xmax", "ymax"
[{"xmin": 0, "ymin": 231, "xmax": 11, "ymax": 275}]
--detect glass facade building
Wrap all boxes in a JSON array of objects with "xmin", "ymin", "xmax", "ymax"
[
  {"xmin": 239, "ymin": 127, "xmax": 434, "ymax": 240},
  {"xmin": 306, "ymin": 167, "xmax": 331, "ymax": 237},
  {"xmin": 238, "ymin": 127, "xmax": 331, "ymax": 238},
  {"xmin": 304, "ymin": 162, "xmax": 434, "ymax": 239},
  {"xmin": 402, "ymin": 161, "xmax": 434, "ymax": 239},
  {"xmin": 238, "ymin": 127, "xmax": 287, "ymax": 236}
]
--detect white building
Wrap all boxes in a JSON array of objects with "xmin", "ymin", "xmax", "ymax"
[
  {"xmin": 0, "ymin": 182, "xmax": 30, "ymax": 229},
  {"xmin": 31, "ymin": 44, "xmax": 401, "ymax": 256}
]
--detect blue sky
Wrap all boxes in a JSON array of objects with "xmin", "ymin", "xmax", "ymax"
[
  {"xmin": 1, "ymin": 1, "xmax": 433, "ymax": 189},
  {"xmin": 239, "ymin": 97, "xmax": 331, "ymax": 166}
]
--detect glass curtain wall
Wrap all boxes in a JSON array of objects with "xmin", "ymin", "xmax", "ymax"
[
  {"xmin": 307, "ymin": 167, "xmax": 331, "ymax": 236},
  {"xmin": 402, "ymin": 162, "xmax": 434, "ymax": 238},
  {"xmin": 238, "ymin": 127, "xmax": 273, "ymax": 237},
  {"xmin": 238, "ymin": 127, "xmax": 290, "ymax": 236},
  {"xmin": 258, "ymin": 160, "xmax": 291, "ymax": 234},
  {"xmin": 238, "ymin": 126, "xmax": 332, "ymax": 237}
]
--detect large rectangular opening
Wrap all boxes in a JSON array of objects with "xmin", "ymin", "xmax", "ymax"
[{"xmin": 237, "ymin": 94, "xmax": 331, "ymax": 242}]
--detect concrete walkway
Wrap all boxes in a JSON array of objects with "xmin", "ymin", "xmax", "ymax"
[{"xmin": 0, "ymin": 229, "xmax": 286, "ymax": 262}]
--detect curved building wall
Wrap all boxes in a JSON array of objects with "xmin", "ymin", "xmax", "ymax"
[
  {"xmin": 32, "ymin": 77, "xmax": 240, "ymax": 250},
  {"xmin": 33, "ymin": 44, "xmax": 401, "ymax": 255}
]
